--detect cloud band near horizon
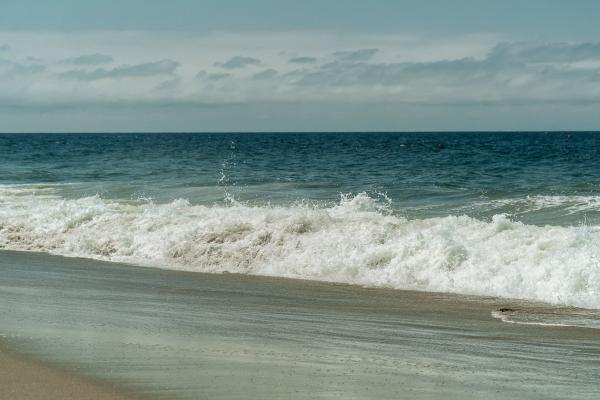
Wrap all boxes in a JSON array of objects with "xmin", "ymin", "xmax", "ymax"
[{"xmin": 2, "ymin": 31, "xmax": 600, "ymax": 131}]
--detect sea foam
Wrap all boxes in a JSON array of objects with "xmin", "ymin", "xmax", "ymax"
[{"xmin": 1, "ymin": 185, "xmax": 599, "ymax": 309}]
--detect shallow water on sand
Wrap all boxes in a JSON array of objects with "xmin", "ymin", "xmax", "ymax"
[{"xmin": 1, "ymin": 251, "xmax": 599, "ymax": 400}]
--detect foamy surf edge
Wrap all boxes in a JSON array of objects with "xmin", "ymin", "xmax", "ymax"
[
  {"xmin": 491, "ymin": 308, "xmax": 600, "ymax": 329},
  {"xmin": 1, "ymin": 184, "xmax": 600, "ymax": 309},
  {"xmin": 491, "ymin": 310, "xmax": 573, "ymax": 328}
]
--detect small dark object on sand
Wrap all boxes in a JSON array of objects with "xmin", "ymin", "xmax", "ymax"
[{"xmin": 498, "ymin": 308, "xmax": 516, "ymax": 313}]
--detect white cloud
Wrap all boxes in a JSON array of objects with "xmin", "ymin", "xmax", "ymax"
[
  {"xmin": 2, "ymin": 30, "xmax": 600, "ymax": 111},
  {"xmin": 0, "ymin": 57, "xmax": 44, "ymax": 77},
  {"xmin": 289, "ymin": 56, "xmax": 317, "ymax": 64},
  {"xmin": 488, "ymin": 42, "xmax": 600, "ymax": 63},
  {"xmin": 332, "ymin": 48, "xmax": 379, "ymax": 61},
  {"xmin": 206, "ymin": 72, "xmax": 231, "ymax": 80},
  {"xmin": 63, "ymin": 53, "xmax": 113, "ymax": 65},
  {"xmin": 215, "ymin": 56, "xmax": 261, "ymax": 69},
  {"xmin": 252, "ymin": 69, "xmax": 277, "ymax": 79},
  {"xmin": 60, "ymin": 59, "xmax": 179, "ymax": 80}
]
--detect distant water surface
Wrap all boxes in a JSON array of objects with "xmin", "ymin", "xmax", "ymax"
[{"xmin": 3, "ymin": 132, "xmax": 600, "ymax": 224}]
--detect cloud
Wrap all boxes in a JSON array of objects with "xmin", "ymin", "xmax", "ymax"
[
  {"xmin": 333, "ymin": 48, "xmax": 379, "ymax": 62},
  {"xmin": 489, "ymin": 42, "xmax": 600, "ymax": 64},
  {"xmin": 63, "ymin": 53, "xmax": 114, "ymax": 65},
  {"xmin": 252, "ymin": 69, "xmax": 277, "ymax": 79},
  {"xmin": 314, "ymin": 43, "xmax": 600, "ymax": 88},
  {"xmin": 155, "ymin": 77, "xmax": 181, "ymax": 91},
  {"xmin": 206, "ymin": 72, "xmax": 231, "ymax": 81},
  {"xmin": 0, "ymin": 58, "xmax": 44, "ymax": 78},
  {"xmin": 5, "ymin": 30, "xmax": 600, "ymax": 123},
  {"xmin": 215, "ymin": 56, "xmax": 260, "ymax": 69},
  {"xmin": 285, "ymin": 42, "xmax": 600, "ymax": 105},
  {"xmin": 296, "ymin": 57, "xmax": 496, "ymax": 87},
  {"xmin": 0, "ymin": 44, "xmax": 9, "ymax": 52},
  {"xmin": 60, "ymin": 59, "xmax": 179, "ymax": 80},
  {"xmin": 196, "ymin": 70, "xmax": 233, "ymax": 81},
  {"xmin": 289, "ymin": 56, "xmax": 317, "ymax": 64}
]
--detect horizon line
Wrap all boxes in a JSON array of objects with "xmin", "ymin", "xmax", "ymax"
[{"xmin": 0, "ymin": 130, "xmax": 596, "ymax": 135}]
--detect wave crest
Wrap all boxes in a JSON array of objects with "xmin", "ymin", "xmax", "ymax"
[{"xmin": 1, "ymin": 185, "xmax": 599, "ymax": 308}]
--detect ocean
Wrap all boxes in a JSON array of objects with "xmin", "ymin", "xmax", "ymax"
[
  {"xmin": 2, "ymin": 132, "xmax": 600, "ymax": 399},
  {"xmin": 1, "ymin": 132, "xmax": 600, "ymax": 310}
]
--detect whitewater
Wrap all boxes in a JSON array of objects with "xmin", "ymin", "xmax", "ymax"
[{"xmin": 1, "ymin": 184, "xmax": 599, "ymax": 309}]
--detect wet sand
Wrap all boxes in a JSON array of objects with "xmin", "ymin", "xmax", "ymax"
[
  {"xmin": 0, "ymin": 340, "xmax": 138, "ymax": 400},
  {"xmin": 1, "ymin": 250, "xmax": 599, "ymax": 399}
]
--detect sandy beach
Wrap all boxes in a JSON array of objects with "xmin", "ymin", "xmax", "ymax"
[
  {"xmin": 1, "ymin": 249, "xmax": 599, "ymax": 399},
  {"xmin": 0, "ymin": 340, "xmax": 138, "ymax": 400}
]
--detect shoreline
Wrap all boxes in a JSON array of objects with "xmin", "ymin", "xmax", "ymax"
[
  {"xmin": 3, "ymin": 248, "xmax": 598, "ymax": 316},
  {"xmin": 2, "ymin": 249, "xmax": 599, "ymax": 399}
]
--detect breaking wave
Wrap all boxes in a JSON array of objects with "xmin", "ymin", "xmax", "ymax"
[{"xmin": 1, "ymin": 184, "xmax": 599, "ymax": 309}]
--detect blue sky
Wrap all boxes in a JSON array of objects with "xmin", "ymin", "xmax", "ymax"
[{"xmin": 2, "ymin": 0, "xmax": 600, "ymax": 132}]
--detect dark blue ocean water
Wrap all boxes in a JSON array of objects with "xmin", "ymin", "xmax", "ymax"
[{"xmin": 2, "ymin": 132, "xmax": 599, "ymax": 225}]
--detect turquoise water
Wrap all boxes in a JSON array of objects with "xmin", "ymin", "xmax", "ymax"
[{"xmin": 1, "ymin": 132, "xmax": 600, "ymax": 309}]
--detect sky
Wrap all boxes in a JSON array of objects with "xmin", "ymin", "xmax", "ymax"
[{"xmin": 2, "ymin": 0, "xmax": 600, "ymax": 132}]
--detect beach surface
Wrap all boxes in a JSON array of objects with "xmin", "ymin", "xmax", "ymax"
[
  {"xmin": 0, "ymin": 340, "xmax": 137, "ymax": 400},
  {"xmin": 1, "ymin": 250, "xmax": 599, "ymax": 399}
]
